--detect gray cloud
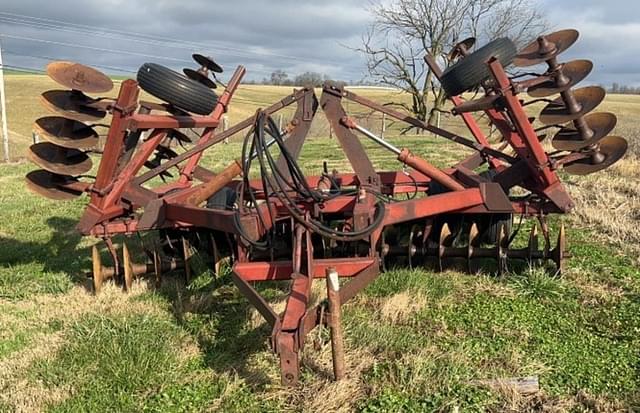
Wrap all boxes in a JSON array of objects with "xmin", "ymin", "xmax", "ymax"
[
  {"xmin": 0, "ymin": 0, "xmax": 371, "ymax": 82},
  {"xmin": 540, "ymin": 0, "xmax": 640, "ymax": 86},
  {"xmin": 0, "ymin": 0, "xmax": 636, "ymax": 86}
]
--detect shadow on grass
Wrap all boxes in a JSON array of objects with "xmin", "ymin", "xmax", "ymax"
[
  {"xmin": 154, "ymin": 271, "xmax": 287, "ymax": 388},
  {"xmin": 0, "ymin": 216, "xmax": 92, "ymax": 297}
]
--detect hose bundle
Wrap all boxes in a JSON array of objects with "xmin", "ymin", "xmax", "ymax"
[{"xmin": 235, "ymin": 111, "xmax": 385, "ymax": 247}]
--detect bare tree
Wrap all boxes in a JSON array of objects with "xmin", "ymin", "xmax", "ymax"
[
  {"xmin": 358, "ymin": 0, "xmax": 546, "ymax": 126},
  {"xmin": 270, "ymin": 70, "xmax": 290, "ymax": 86}
]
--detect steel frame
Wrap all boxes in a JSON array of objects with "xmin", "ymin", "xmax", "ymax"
[{"xmin": 76, "ymin": 56, "xmax": 577, "ymax": 385}]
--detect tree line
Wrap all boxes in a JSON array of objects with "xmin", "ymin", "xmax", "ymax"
[
  {"xmin": 246, "ymin": 70, "xmax": 378, "ymax": 87},
  {"xmin": 609, "ymin": 83, "xmax": 640, "ymax": 95}
]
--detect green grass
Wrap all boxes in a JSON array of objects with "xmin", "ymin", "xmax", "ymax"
[
  {"xmin": 31, "ymin": 314, "xmax": 233, "ymax": 413},
  {"xmin": 1, "ymin": 77, "xmax": 639, "ymax": 411},
  {"xmin": 2, "ymin": 157, "xmax": 640, "ymax": 411}
]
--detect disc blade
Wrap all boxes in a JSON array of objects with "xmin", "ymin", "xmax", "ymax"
[
  {"xmin": 496, "ymin": 225, "xmax": 508, "ymax": 275},
  {"xmin": 449, "ymin": 37, "xmax": 476, "ymax": 60},
  {"xmin": 92, "ymin": 245, "xmax": 104, "ymax": 293},
  {"xmin": 440, "ymin": 223, "xmax": 454, "ymax": 247},
  {"xmin": 40, "ymin": 90, "xmax": 106, "ymax": 122},
  {"xmin": 538, "ymin": 86, "xmax": 605, "ymax": 125},
  {"xmin": 467, "ymin": 223, "xmax": 480, "ymax": 273},
  {"xmin": 123, "ymin": 243, "xmax": 134, "ymax": 291},
  {"xmin": 33, "ymin": 116, "xmax": 99, "ymax": 150},
  {"xmin": 438, "ymin": 223, "xmax": 452, "ymax": 272},
  {"xmin": 514, "ymin": 29, "xmax": 579, "ymax": 67},
  {"xmin": 528, "ymin": 60, "xmax": 593, "ymax": 98},
  {"xmin": 528, "ymin": 224, "xmax": 539, "ymax": 260},
  {"xmin": 46, "ymin": 61, "xmax": 113, "ymax": 94},
  {"xmin": 552, "ymin": 224, "xmax": 567, "ymax": 274},
  {"xmin": 192, "ymin": 54, "xmax": 223, "ymax": 73},
  {"xmin": 28, "ymin": 142, "xmax": 93, "ymax": 176},
  {"xmin": 563, "ymin": 136, "xmax": 628, "ymax": 175},
  {"xmin": 25, "ymin": 169, "xmax": 86, "ymax": 200},
  {"xmin": 552, "ymin": 112, "xmax": 617, "ymax": 151},
  {"xmin": 183, "ymin": 68, "xmax": 217, "ymax": 89},
  {"xmin": 152, "ymin": 247, "xmax": 162, "ymax": 287},
  {"xmin": 469, "ymin": 223, "xmax": 481, "ymax": 247},
  {"xmin": 182, "ymin": 236, "xmax": 193, "ymax": 283}
]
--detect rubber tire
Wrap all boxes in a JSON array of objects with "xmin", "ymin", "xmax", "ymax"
[
  {"xmin": 137, "ymin": 63, "xmax": 218, "ymax": 115},
  {"xmin": 206, "ymin": 187, "xmax": 237, "ymax": 210},
  {"xmin": 440, "ymin": 37, "xmax": 517, "ymax": 97}
]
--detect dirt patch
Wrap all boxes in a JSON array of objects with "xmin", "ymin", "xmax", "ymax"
[
  {"xmin": 0, "ymin": 332, "xmax": 69, "ymax": 413},
  {"xmin": 380, "ymin": 291, "xmax": 427, "ymax": 323}
]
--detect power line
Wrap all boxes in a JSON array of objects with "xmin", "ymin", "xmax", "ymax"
[
  {"xmin": 0, "ymin": 33, "xmax": 278, "ymax": 77},
  {"xmin": 0, "ymin": 16, "xmax": 287, "ymax": 64},
  {"xmin": 1, "ymin": 63, "xmax": 45, "ymax": 74},
  {"xmin": 0, "ymin": 12, "xmax": 311, "ymax": 62},
  {"xmin": 0, "ymin": 12, "xmax": 352, "ymax": 68},
  {"xmin": 3, "ymin": 50, "xmax": 137, "ymax": 74},
  {"xmin": 0, "ymin": 33, "xmax": 194, "ymax": 64}
]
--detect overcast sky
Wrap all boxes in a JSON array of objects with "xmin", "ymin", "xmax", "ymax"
[{"xmin": 0, "ymin": 0, "xmax": 638, "ymax": 86}]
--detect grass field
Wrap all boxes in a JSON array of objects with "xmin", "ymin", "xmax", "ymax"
[{"xmin": 0, "ymin": 73, "xmax": 639, "ymax": 412}]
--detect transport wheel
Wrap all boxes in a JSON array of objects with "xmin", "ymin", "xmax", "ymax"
[
  {"xmin": 440, "ymin": 37, "xmax": 517, "ymax": 96},
  {"xmin": 136, "ymin": 63, "xmax": 218, "ymax": 115},
  {"xmin": 206, "ymin": 187, "xmax": 237, "ymax": 210}
]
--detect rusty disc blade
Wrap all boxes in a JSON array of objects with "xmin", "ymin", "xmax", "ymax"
[
  {"xmin": 514, "ymin": 29, "xmax": 579, "ymax": 67},
  {"xmin": 552, "ymin": 224, "xmax": 567, "ymax": 274},
  {"xmin": 552, "ymin": 112, "xmax": 617, "ymax": 151},
  {"xmin": 46, "ymin": 61, "xmax": 113, "ymax": 94},
  {"xmin": 538, "ymin": 86, "xmax": 605, "ymax": 125},
  {"xmin": 183, "ymin": 68, "xmax": 217, "ymax": 89},
  {"xmin": 192, "ymin": 54, "xmax": 223, "ymax": 73},
  {"xmin": 33, "ymin": 116, "xmax": 100, "ymax": 150},
  {"xmin": 123, "ymin": 243, "xmax": 134, "ymax": 292},
  {"xmin": 449, "ymin": 37, "xmax": 476, "ymax": 60},
  {"xmin": 528, "ymin": 60, "xmax": 593, "ymax": 97},
  {"xmin": 25, "ymin": 169, "xmax": 86, "ymax": 200},
  {"xmin": 92, "ymin": 246, "xmax": 103, "ymax": 293},
  {"xmin": 28, "ymin": 142, "xmax": 93, "ymax": 176},
  {"xmin": 41, "ymin": 90, "xmax": 107, "ymax": 122},
  {"xmin": 563, "ymin": 136, "xmax": 628, "ymax": 175}
]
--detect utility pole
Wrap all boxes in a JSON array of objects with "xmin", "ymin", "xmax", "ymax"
[{"xmin": 0, "ymin": 39, "xmax": 10, "ymax": 162}]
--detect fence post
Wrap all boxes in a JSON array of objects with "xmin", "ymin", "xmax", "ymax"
[
  {"xmin": 222, "ymin": 115, "xmax": 229, "ymax": 144},
  {"xmin": 0, "ymin": 40, "xmax": 10, "ymax": 162},
  {"xmin": 381, "ymin": 113, "xmax": 386, "ymax": 139},
  {"xmin": 32, "ymin": 131, "xmax": 39, "ymax": 144},
  {"xmin": 325, "ymin": 267, "xmax": 345, "ymax": 381}
]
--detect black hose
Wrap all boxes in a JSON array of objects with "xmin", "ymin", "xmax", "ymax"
[{"xmin": 235, "ymin": 111, "xmax": 386, "ymax": 243}]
